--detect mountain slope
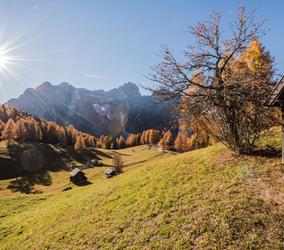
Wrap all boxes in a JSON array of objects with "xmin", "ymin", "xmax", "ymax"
[
  {"xmin": 0, "ymin": 104, "xmax": 98, "ymax": 179},
  {"xmin": 0, "ymin": 143, "xmax": 283, "ymax": 249},
  {"xmin": 7, "ymin": 82, "xmax": 173, "ymax": 136}
]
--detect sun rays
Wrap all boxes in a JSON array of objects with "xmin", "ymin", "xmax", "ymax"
[
  {"xmin": 0, "ymin": 26, "xmax": 39, "ymax": 101},
  {"xmin": 0, "ymin": 29, "xmax": 33, "ymax": 77}
]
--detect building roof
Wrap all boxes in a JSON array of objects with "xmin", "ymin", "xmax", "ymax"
[
  {"xmin": 70, "ymin": 168, "xmax": 84, "ymax": 177},
  {"xmin": 267, "ymin": 76, "xmax": 284, "ymax": 107},
  {"xmin": 104, "ymin": 168, "xmax": 115, "ymax": 175}
]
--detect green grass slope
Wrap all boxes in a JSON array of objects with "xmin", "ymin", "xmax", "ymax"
[
  {"xmin": 0, "ymin": 144, "xmax": 169, "ymax": 196},
  {"xmin": 0, "ymin": 143, "xmax": 284, "ymax": 249}
]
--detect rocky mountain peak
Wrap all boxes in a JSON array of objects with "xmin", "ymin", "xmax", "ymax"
[
  {"xmin": 35, "ymin": 81, "xmax": 53, "ymax": 92},
  {"xmin": 109, "ymin": 82, "xmax": 141, "ymax": 99},
  {"xmin": 59, "ymin": 82, "xmax": 73, "ymax": 88},
  {"xmin": 7, "ymin": 81, "xmax": 171, "ymax": 136}
]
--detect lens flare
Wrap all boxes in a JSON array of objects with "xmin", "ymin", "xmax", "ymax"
[
  {"xmin": 0, "ymin": 41, "xmax": 31, "ymax": 77},
  {"xmin": 0, "ymin": 26, "xmax": 37, "ymax": 101}
]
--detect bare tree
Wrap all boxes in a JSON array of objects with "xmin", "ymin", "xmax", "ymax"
[
  {"xmin": 149, "ymin": 7, "xmax": 279, "ymax": 154},
  {"xmin": 112, "ymin": 152, "xmax": 123, "ymax": 174}
]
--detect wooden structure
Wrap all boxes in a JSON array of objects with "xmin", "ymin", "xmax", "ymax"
[
  {"xmin": 87, "ymin": 159, "xmax": 99, "ymax": 168},
  {"xmin": 267, "ymin": 76, "xmax": 284, "ymax": 163},
  {"xmin": 70, "ymin": 168, "xmax": 87, "ymax": 185},
  {"xmin": 104, "ymin": 168, "xmax": 116, "ymax": 178}
]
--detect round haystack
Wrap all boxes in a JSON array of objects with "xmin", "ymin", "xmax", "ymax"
[{"xmin": 20, "ymin": 148, "xmax": 44, "ymax": 172}]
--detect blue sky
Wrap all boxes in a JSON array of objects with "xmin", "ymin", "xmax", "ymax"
[{"xmin": 0, "ymin": 0, "xmax": 283, "ymax": 102}]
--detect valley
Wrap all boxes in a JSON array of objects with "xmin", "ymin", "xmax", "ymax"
[
  {"xmin": 0, "ymin": 143, "xmax": 168, "ymax": 196},
  {"xmin": 0, "ymin": 2, "xmax": 284, "ymax": 249}
]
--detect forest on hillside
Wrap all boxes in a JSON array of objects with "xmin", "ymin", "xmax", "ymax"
[{"xmin": 0, "ymin": 103, "xmax": 216, "ymax": 154}]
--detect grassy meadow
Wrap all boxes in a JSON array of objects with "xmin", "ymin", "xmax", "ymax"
[{"xmin": 0, "ymin": 130, "xmax": 283, "ymax": 249}]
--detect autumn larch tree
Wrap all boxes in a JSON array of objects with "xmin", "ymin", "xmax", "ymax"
[
  {"xmin": 2, "ymin": 119, "xmax": 16, "ymax": 145},
  {"xmin": 140, "ymin": 131, "xmax": 146, "ymax": 145},
  {"xmin": 100, "ymin": 136, "xmax": 112, "ymax": 149},
  {"xmin": 126, "ymin": 134, "xmax": 137, "ymax": 147},
  {"xmin": 84, "ymin": 135, "xmax": 96, "ymax": 147},
  {"xmin": 175, "ymin": 130, "xmax": 192, "ymax": 152},
  {"xmin": 149, "ymin": 130, "xmax": 162, "ymax": 145},
  {"xmin": 117, "ymin": 136, "xmax": 126, "ymax": 149},
  {"xmin": 58, "ymin": 127, "xmax": 67, "ymax": 146},
  {"xmin": 149, "ymin": 7, "xmax": 279, "ymax": 154},
  {"xmin": 67, "ymin": 124, "xmax": 79, "ymax": 145},
  {"xmin": 74, "ymin": 135, "xmax": 86, "ymax": 152},
  {"xmin": 145, "ymin": 130, "xmax": 151, "ymax": 145},
  {"xmin": 163, "ymin": 130, "xmax": 174, "ymax": 150},
  {"xmin": 136, "ymin": 133, "xmax": 141, "ymax": 145},
  {"xmin": 0, "ymin": 120, "xmax": 5, "ymax": 138},
  {"xmin": 15, "ymin": 119, "xmax": 27, "ymax": 141},
  {"xmin": 159, "ymin": 138, "xmax": 166, "ymax": 152}
]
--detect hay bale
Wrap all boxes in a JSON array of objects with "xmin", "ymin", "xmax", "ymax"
[{"xmin": 20, "ymin": 148, "xmax": 44, "ymax": 172}]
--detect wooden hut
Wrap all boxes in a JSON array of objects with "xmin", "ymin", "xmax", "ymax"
[
  {"xmin": 104, "ymin": 168, "xmax": 116, "ymax": 178},
  {"xmin": 87, "ymin": 159, "xmax": 99, "ymax": 168},
  {"xmin": 70, "ymin": 168, "xmax": 87, "ymax": 185},
  {"xmin": 267, "ymin": 76, "xmax": 284, "ymax": 163}
]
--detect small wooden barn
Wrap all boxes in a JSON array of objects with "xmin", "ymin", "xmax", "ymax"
[
  {"xmin": 70, "ymin": 168, "xmax": 87, "ymax": 185},
  {"xmin": 87, "ymin": 159, "xmax": 99, "ymax": 168},
  {"xmin": 267, "ymin": 76, "xmax": 284, "ymax": 163},
  {"xmin": 104, "ymin": 168, "xmax": 116, "ymax": 178}
]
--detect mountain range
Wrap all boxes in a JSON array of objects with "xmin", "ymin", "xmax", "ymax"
[{"xmin": 7, "ymin": 82, "xmax": 173, "ymax": 136}]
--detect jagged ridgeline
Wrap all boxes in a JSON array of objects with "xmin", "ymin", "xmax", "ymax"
[
  {"xmin": 0, "ymin": 104, "xmax": 96, "ymax": 146},
  {"xmin": 7, "ymin": 82, "xmax": 173, "ymax": 136}
]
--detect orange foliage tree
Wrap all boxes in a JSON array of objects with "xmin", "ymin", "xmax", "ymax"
[{"xmin": 149, "ymin": 8, "xmax": 279, "ymax": 154}]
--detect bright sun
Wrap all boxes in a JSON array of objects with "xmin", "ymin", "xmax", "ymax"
[
  {"xmin": 0, "ymin": 32, "xmax": 34, "ymax": 80},
  {"xmin": 0, "ymin": 28, "xmax": 36, "ymax": 99},
  {"xmin": 0, "ymin": 51, "xmax": 11, "ymax": 71}
]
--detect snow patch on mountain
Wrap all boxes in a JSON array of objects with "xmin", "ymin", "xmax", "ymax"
[{"xmin": 92, "ymin": 103, "xmax": 112, "ymax": 119}]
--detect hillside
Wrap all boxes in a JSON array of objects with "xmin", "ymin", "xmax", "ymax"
[
  {"xmin": 7, "ymin": 82, "xmax": 173, "ymax": 136},
  {"xmin": 0, "ymin": 142, "xmax": 283, "ymax": 249},
  {"xmin": 0, "ymin": 140, "xmax": 98, "ymax": 181},
  {"xmin": 0, "ymin": 104, "xmax": 98, "ymax": 179}
]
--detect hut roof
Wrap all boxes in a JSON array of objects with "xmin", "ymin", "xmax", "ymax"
[
  {"xmin": 104, "ymin": 168, "xmax": 115, "ymax": 175},
  {"xmin": 267, "ymin": 76, "xmax": 284, "ymax": 107},
  {"xmin": 70, "ymin": 168, "xmax": 84, "ymax": 177}
]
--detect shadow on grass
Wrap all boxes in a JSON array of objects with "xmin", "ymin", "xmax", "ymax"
[
  {"xmin": 92, "ymin": 148, "xmax": 113, "ymax": 159},
  {"xmin": 7, "ymin": 142, "xmax": 68, "ymax": 171},
  {"xmin": 114, "ymin": 152, "xmax": 131, "ymax": 156},
  {"xmin": 1, "ymin": 142, "xmax": 114, "ymax": 181},
  {"xmin": 33, "ymin": 144, "xmax": 68, "ymax": 171},
  {"xmin": 124, "ymin": 159, "xmax": 147, "ymax": 167},
  {"xmin": 74, "ymin": 180, "xmax": 92, "ymax": 186},
  {"xmin": 7, "ymin": 171, "xmax": 52, "ymax": 194},
  {"xmin": 250, "ymin": 146, "xmax": 281, "ymax": 158},
  {"xmin": 61, "ymin": 147, "xmax": 112, "ymax": 167}
]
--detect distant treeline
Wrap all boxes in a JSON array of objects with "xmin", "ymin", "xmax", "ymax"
[
  {"xmin": 0, "ymin": 104, "xmax": 214, "ymax": 153},
  {"xmin": 96, "ymin": 128, "xmax": 216, "ymax": 152},
  {"xmin": 0, "ymin": 104, "xmax": 96, "ymax": 149},
  {"xmin": 96, "ymin": 129, "xmax": 167, "ymax": 150}
]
